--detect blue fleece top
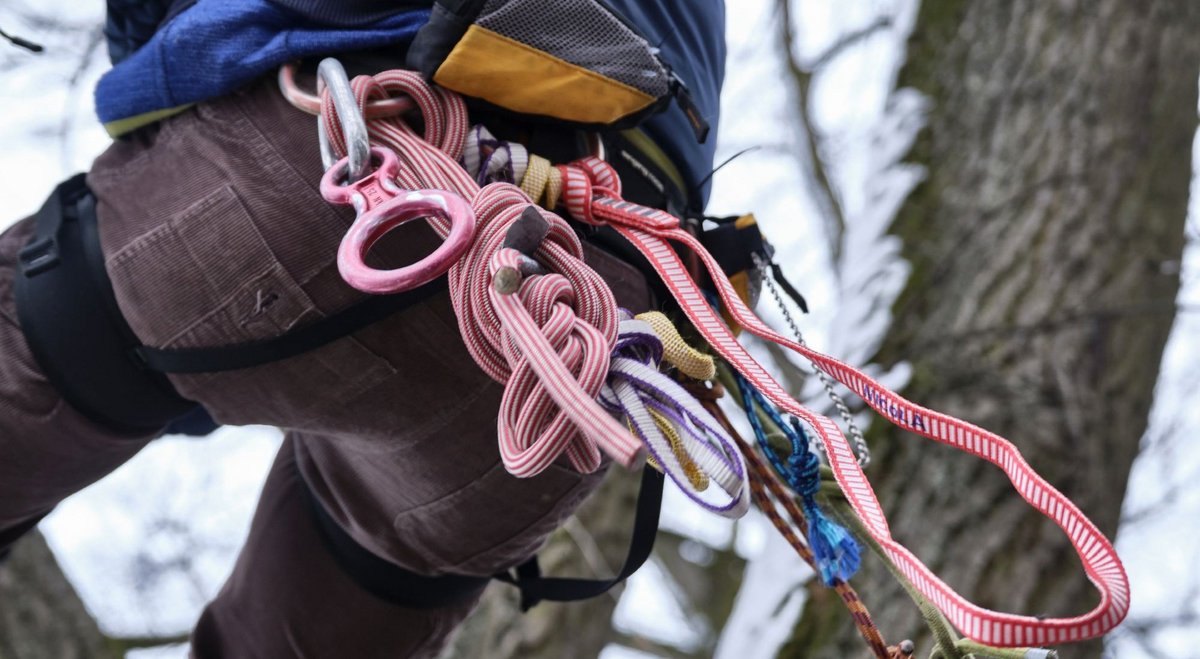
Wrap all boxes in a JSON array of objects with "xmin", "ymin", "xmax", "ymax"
[{"xmin": 94, "ymin": 0, "xmax": 725, "ymax": 203}]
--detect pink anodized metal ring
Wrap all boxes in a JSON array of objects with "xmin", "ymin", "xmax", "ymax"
[
  {"xmin": 320, "ymin": 146, "xmax": 403, "ymax": 211},
  {"xmin": 337, "ymin": 188, "xmax": 476, "ymax": 294},
  {"xmin": 323, "ymin": 147, "xmax": 476, "ymax": 294}
]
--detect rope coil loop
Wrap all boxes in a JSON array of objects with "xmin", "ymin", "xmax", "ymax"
[
  {"xmin": 310, "ymin": 68, "xmax": 644, "ymax": 476},
  {"xmin": 550, "ymin": 148, "xmax": 1130, "ymax": 648}
]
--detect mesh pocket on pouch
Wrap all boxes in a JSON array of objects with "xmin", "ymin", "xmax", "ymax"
[
  {"xmin": 407, "ymin": 0, "xmax": 682, "ymax": 129},
  {"xmin": 474, "ymin": 0, "xmax": 671, "ymax": 99}
]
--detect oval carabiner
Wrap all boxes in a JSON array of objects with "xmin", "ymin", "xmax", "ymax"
[{"xmin": 316, "ymin": 58, "xmax": 371, "ymax": 182}]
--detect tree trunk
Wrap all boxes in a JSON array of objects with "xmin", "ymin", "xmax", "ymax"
[
  {"xmin": 786, "ymin": 1, "xmax": 1200, "ymax": 657},
  {"xmin": 0, "ymin": 532, "xmax": 113, "ymax": 659}
]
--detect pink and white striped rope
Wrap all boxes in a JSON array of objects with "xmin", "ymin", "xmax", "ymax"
[
  {"xmin": 318, "ymin": 70, "xmax": 643, "ymax": 476},
  {"xmin": 554, "ymin": 155, "xmax": 1130, "ymax": 647},
  {"xmin": 309, "ymin": 67, "xmax": 1129, "ymax": 646}
]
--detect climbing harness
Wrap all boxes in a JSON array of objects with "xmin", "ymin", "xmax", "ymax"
[
  {"xmin": 9, "ymin": 22, "xmax": 1128, "ymax": 646},
  {"xmin": 13, "ymin": 174, "xmax": 196, "ymax": 435},
  {"xmin": 11, "ymin": 175, "xmax": 456, "ymax": 433},
  {"xmin": 308, "ymin": 65, "xmax": 637, "ymax": 476},
  {"xmin": 299, "ymin": 58, "xmax": 1128, "ymax": 649}
]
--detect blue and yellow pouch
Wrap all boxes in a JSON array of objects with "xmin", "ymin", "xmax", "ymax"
[{"xmin": 406, "ymin": 0, "xmax": 710, "ymax": 141}]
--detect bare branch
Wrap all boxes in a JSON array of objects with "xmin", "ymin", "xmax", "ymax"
[
  {"xmin": 803, "ymin": 17, "xmax": 892, "ymax": 71},
  {"xmin": 58, "ymin": 25, "xmax": 104, "ymax": 167},
  {"xmin": 769, "ymin": 4, "xmax": 894, "ymax": 272},
  {"xmin": 774, "ymin": 0, "xmax": 850, "ymax": 268},
  {"xmin": 104, "ymin": 634, "xmax": 190, "ymax": 654},
  {"xmin": 610, "ymin": 631, "xmax": 698, "ymax": 659}
]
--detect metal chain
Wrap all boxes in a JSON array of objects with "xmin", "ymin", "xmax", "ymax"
[{"xmin": 752, "ymin": 254, "xmax": 871, "ymax": 467}]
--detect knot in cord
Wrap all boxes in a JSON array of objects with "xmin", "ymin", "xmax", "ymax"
[
  {"xmin": 784, "ymin": 420, "xmax": 822, "ymax": 498},
  {"xmin": 486, "ymin": 242, "xmax": 621, "ymax": 475},
  {"xmin": 733, "ymin": 370, "xmax": 861, "ymax": 585},
  {"xmin": 557, "ymin": 157, "xmax": 680, "ymax": 233},
  {"xmin": 460, "ymin": 125, "xmax": 747, "ymax": 505},
  {"xmin": 317, "ymin": 70, "xmax": 643, "ymax": 476}
]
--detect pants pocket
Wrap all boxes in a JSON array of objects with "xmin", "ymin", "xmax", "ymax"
[
  {"xmin": 105, "ymin": 184, "xmax": 396, "ymax": 427},
  {"xmin": 391, "ymin": 461, "xmax": 604, "ymax": 576}
]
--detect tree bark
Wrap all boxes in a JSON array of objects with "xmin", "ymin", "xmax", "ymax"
[
  {"xmin": 0, "ymin": 532, "xmax": 113, "ymax": 659},
  {"xmin": 786, "ymin": 1, "xmax": 1200, "ymax": 657}
]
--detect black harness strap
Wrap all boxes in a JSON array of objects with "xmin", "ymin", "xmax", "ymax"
[
  {"xmin": 494, "ymin": 467, "xmax": 665, "ymax": 611},
  {"xmin": 300, "ymin": 470, "xmax": 492, "ymax": 609},
  {"xmin": 300, "ymin": 461, "xmax": 664, "ymax": 610},
  {"xmin": 14, "ymin": 174, "xmax": 194, "ymax": 435},
  {"xmin": 15, "ymin": 165, "xmax": 676, "ymax": 607},
  {"xmin": 13, "ymin": 175, "xmax": 447, "ymax": 435},
  {"xmin": 133, "ymin": 278, "xmax": 447, "ymax": 374}
]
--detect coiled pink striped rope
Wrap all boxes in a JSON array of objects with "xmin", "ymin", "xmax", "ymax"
[{"xmin": 318, "ymin": 70, "xmax": 643, "ymax": 476}]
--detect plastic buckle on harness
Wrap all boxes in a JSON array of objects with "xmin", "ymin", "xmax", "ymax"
[{"xmin": 18, "ymin": 236, "xmax": 60, "ymax": 277}]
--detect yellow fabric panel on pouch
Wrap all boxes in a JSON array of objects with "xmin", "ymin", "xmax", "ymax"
[
  {"xmin": 720, "ymin": 215, "xmax": 760, "ymax": 335},
  {"xmin": 433, "ymin": 25, "xmax": 657, "ymax": 125}
]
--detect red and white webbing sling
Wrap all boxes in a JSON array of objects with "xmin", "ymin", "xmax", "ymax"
[
  {"xmin": 557, "ymin": 158, "xmax": 1130, "ymax": 647},
  {"xmin": 302, "ymin": 65, "xmax": 1129, "ymax": 647}
]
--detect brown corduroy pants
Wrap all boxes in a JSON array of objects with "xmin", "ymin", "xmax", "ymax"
[{"xmin": 0, "ymin": 77, "xmax": 652, "ymax": 657}]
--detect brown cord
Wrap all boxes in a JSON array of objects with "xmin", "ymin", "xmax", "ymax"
[{"xmin": 690, "ymin": 381, "xmax": 898, "ymax": 659}]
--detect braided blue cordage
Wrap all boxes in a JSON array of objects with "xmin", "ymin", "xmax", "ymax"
[{"xmin": 732, "ymin": 370, "xmax": 860, "ymax": 586}]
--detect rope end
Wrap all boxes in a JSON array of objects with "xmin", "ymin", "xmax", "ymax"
[
  {"xmin": 804, "ymin": 499, "xmax": 861, "ymax": 586},
  {"xmin": 493, "ymin": 266, "xmax": 522, "ymax": 294}
]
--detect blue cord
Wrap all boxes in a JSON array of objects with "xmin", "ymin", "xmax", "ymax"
[{"xmin": 732, "ymin": 369, "xmax": 860, "ymax": 586}]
